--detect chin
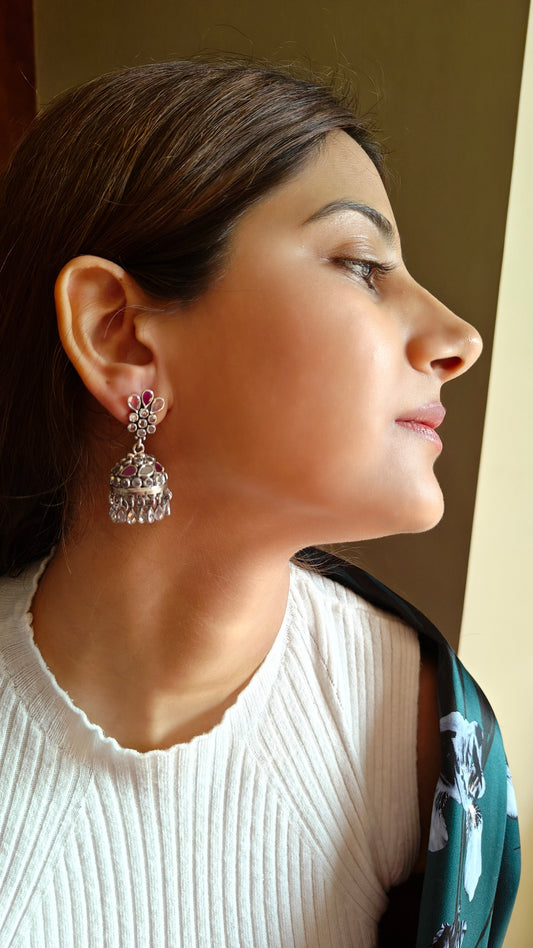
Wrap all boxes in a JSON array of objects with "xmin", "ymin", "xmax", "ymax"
[
  {"xmin": 400, "ymin": 494, "xmax": 445, "ymax": 535},
  {"xmin": 372, "ymin": 482, "xmax": 445, "ymax": 538}
]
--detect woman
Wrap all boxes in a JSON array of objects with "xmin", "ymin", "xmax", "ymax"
[{"xmin": 0, "ymin": 60, "xmax": 519, "ymax": 946}]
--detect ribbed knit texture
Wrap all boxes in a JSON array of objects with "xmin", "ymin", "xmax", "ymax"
[{"xmin": 0, "ymin": 562, "xmax": 420, "ymax": 947}]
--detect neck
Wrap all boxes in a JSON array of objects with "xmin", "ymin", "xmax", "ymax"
[{"xmin": 31, "ymin": 501, "xmax": 295, "ymax": 751}]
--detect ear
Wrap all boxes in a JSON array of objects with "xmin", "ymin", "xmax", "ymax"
[{"xmin": 55, "ymin": 255, "xmax": 165, "ymax": 424}]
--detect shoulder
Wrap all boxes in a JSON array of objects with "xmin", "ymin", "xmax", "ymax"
[
  {"xmin": 290, "ymin": 555, "xmax": 419, "ymax": 654},
  {"xmin": 0, "ymin": 561, "xmax": 46, "ymax": 624},
  {"xmin": 0, "ymin": 570, "xmax": 34, "ymax": 626},
  {"xmin": 289, "ymin": 557, "xmax": 421, "ymax": 706},
  {"xmin": 292, "ymin": 550, "xmax": 440, "ymax": 873},
  {"xmin": 289, "ymin": 555, "xmax": 422, "ymax": 766},
  {"xmin": 290, "ymin": 556, "xmax": 424, "ymax": 887},
  {"xmin": 0, "ymin": 562, "xmax": 48, "ymax": 682}
]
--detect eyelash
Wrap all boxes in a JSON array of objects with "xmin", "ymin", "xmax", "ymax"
[{"xmin": 336, "ymin": 258, "xmax": 395, "ymax": 290}]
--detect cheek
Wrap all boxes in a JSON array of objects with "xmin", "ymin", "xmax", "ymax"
[
  {"xmin": 172, "ymin": 258, "xmax": 402, "ymax": 494},
  {"xmin": 170, "ymin": 285, "xmax": 444, "ymax": 537},
  {"xmin": 218, "ymin": 296, "xmax": 395, "ymax": 478}
]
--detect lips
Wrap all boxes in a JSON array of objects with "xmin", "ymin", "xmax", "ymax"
[
  {"xmin": 396, "ymin": 403, "xmax": 446, "ymax": 428},
  {"xmin": 395, "ymin": 402, "xmax": 445, "ymax": 448}
]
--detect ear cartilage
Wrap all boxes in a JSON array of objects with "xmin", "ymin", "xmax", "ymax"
[{"xmin": 108, "ymin": 390, "xmax": 172, "ymax": 524}]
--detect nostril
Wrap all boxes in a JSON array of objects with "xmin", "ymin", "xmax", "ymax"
[{"xmin": 431, "ymin": 355, "xmax": 463, "ymax": 373}]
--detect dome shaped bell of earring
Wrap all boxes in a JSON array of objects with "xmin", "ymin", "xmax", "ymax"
[{"xmin": 108, "ymin": 451, "xmax": 172, "ymax": 524}]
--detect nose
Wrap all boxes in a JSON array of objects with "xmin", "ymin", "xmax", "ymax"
[{"xmin": 405, "ymin": 283, "xmax": 483, "ymax": 382}]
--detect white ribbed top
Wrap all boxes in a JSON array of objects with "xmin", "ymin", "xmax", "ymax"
[{"xmin": 0, "ymin": 561, "xmax": 420, "ymax": 947}]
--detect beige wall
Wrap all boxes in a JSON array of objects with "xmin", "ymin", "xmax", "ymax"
[
  {"xmin": 460, "ymin": 8, "xmax": 533, "ymax": 943},
  {"xmin": 33, "ymin": 0, "xmax": 529, "ymax": 647}
]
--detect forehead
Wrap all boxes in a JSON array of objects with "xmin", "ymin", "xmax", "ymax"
[{"xmin": 237, "ymin": 130, "xmax": 397, "ymax": 239}]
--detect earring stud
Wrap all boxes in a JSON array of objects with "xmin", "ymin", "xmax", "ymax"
[{"xmin": 108, "ymin": 389, "xmax": 172, "ymax": 524}]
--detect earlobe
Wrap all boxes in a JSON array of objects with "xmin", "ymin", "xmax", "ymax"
[{"xmin": 55, "ymin": 255, "xmax": 158, "ymax": 423}]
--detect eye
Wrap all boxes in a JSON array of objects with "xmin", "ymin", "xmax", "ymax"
[{"xmin": 336, "ymin": 258, "xmax": 395, "ymax": 290}]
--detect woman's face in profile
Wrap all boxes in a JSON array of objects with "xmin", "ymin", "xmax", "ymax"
[{"xmin": 156, "ymin": 130, "xmax": 482, "ymax": 545}]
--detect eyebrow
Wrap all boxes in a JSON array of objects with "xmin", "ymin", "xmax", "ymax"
[{"xmin": 304, "ymin": 200, "xmax": 395, "ymax": 245}]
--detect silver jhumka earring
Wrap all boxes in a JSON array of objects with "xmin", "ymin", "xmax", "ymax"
[{"xmin": 108, "ymin": 390, "xmax": 172, "ymax": 524}]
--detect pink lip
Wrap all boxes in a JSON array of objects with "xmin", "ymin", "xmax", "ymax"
[{"xmin": 395, "ymin": 402, "xmax": 446, "ymax": 449}]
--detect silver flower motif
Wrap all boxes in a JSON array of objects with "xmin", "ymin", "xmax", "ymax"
[{"xmin": 127, "ymin": 390, "xmax": 165, "ymax": 442}]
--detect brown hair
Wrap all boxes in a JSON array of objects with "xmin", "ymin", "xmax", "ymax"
[{"xmin": 0, "ymin": 58, "xmax": 382, "ymax": 575}]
